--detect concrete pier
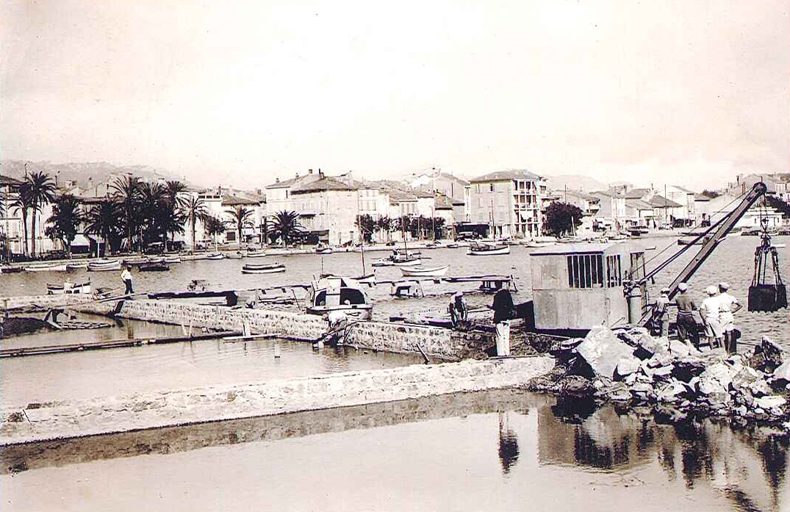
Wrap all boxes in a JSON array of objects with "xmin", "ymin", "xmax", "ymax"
[{"xmin": 1, "ymin": 357, "xmax": 554, "ymax": 445}]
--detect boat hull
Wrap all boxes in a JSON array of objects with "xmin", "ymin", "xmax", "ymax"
[
  {"xmin": 467, "ymin": 246, "xmax": 510, "ymax": 256},
  {"xmin": 242, "ymin": 265, "xmax": 286, "ymax": 274},
  {"xmin": 24, "ymin": 263, "xmax": 69, "ymax": 272},
  {"xmin": 400, "ymin": 266, "xmax": 449, "ymax": 277},
  {"xmin": 88, "ymin": 260, "xmax": 121, "ymax": 272},
  {"xmin": 47, "ymin": 281, "xmax": 91, "ymax": 295}
]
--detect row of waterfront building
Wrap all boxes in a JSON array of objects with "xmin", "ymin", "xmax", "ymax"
[{"xmin": 1, "ymin": 166, "xmax": 788, "ymax": 256}]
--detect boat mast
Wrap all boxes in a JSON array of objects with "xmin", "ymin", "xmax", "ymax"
[{"xmin": 357, "ymin": 192, "xmax": 366, "ymax": 275}]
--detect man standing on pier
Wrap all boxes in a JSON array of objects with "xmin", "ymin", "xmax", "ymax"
[
  {"xmin": 674, "ymin": 283, "xmax": 699, "ymax": 346},
  {"xmin": 121, "ymin": 266, "xmax": 134, "ymax": 295}
]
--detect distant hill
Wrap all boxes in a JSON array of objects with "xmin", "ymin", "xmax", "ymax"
[
  {"xmin": 0, "ymin": 160, "xmax": 188, "ymax": 189},
  {"xmin": 544, "ymin": 174, "xmax": 608, "ymax": 193}
]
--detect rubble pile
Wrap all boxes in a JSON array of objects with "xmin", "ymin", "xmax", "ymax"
[{"xmin": 528, "ymin": 326, "xmax": 790, "ymax": 430}]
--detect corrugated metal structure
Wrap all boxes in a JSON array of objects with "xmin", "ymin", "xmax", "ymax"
[{"xmin": 529, "ymin": 243, "xmax": 645, "ymax": 331}]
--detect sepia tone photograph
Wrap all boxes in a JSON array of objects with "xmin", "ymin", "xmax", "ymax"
[{"xmin": 1, "ymin": 1, "xmax": 789, "ymax": 511}]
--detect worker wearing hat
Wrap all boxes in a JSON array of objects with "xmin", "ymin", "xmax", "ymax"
[
  {"xmin": 717, "ymin": 282, "xmax": 742, "ymax": 353},
  {"xmin": 700, "ymin": 285, "xmax": 724, "ymax": 348},
  {"xmin": 674, "ymin": 282, "xmax": 699, "ymax": 345},
  {"xmin": 449, "ymin": 291, "xmax": 468, "ymax": 328},
  {"xmin": 653, "ymin": 287, "xmax": 671, "ymax": 337}
]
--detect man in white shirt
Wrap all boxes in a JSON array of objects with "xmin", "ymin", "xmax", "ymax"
[
  {"xmin": 717, "ymin": 282, "xmax": 742, "ymax": 353},
  {"xmin": 700, "ymin": 285, "xmax": 723, "ymax": 348},
  {"xmin": 121, "ymin": 266, "xmax": 133, "ymax": 295}
]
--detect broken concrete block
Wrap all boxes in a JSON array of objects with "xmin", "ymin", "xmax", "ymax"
[
  {"xmin": 656, "ymin": 381, "xmax": 688, "ymax": 403},
  {"xmin": 576, "ymin": 326, "xmax": 635, "ymax": 379},
  {"xmin": 615, "ymin": 356, "xmax": 641, "ymax": 379},
  {"xmin": 669, "ymin": 339, "xmax": 691, "ymax": 358},
  {"xmin": 731, "ymin": 366, "xmax": 762, "ymax": 390},
  {"xmin": 749, "ymin": 380, "xmax": 772, "ymax": 398},
  {"xmin": 773, "ymin": 360, "xmax": 790, "ymax": 384},
  {"xmin": 754, "ymin": 395, "xmax": 787, "ymax": 409},
  {"xmin": 672, "ymin": 358, "xmax": 706, "ymax": 382}
]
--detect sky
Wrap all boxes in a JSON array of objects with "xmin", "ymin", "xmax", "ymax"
[{"xmin": 1, "ymin": 0, "xmax": 788, "ymax": 191}]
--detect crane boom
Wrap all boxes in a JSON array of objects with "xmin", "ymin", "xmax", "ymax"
[{"xmin": 636, "ymin": 181, "xmax": 767, "ymax": 326}]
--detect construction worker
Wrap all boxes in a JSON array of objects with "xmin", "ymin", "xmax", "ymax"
[
  {"xmin": 717, "ymin": 282, "xmax": 742, "ymax": 353},
  {"xmin": 700, "ymin": 285, "xmax": 724, "ymax": 348},
  {"xmin": 121, "ymin": 266, "xmax": 134, "ymax": 295},
  {"xmin": 449, "ymin": 291, "xmax": 468, "ymax": 328},
  {"xmin": 674, "ymin": 283, "xmax": 699, "ymax": 346},
  {"xmin": 653, "ymin": 288, "xmax": 671, "ymax": 337}
]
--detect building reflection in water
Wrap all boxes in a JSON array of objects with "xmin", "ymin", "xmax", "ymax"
[{"xmin": 538, "ymin": 396, "xmax": 789, "ymax": 512}]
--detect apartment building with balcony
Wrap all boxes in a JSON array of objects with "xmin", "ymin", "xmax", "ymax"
[{"xmin": 468, "ymin": 169, "xmax": 546, "ymax": 239}]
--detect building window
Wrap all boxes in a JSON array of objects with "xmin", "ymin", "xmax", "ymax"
[
  {"xmin": 490, "ymin": 183, "xmax": 494, "ymax": 192},
  {"xmin": 567, "ymin": 254, "xmax": 604, "ymax": 288},
  {"xmin": 476, "ymin": 184, "xmax": 481, "ymax": 194},
  {"xmin": 606, "ymin": 255, "xmax": 622, "ymax": 287}
]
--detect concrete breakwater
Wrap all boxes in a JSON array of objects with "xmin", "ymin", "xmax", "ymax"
[
  {"xmin": 1, "ymin": 357, "xmax": 554, "ymax": 444},
  {"xmin": 71, "ymin": 299, "xmax": 487, "ymax": 360}
]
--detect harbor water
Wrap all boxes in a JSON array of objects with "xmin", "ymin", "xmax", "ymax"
[{"xmin": 2, "ymin": 390, "xmax": 788, "ymax": 512}]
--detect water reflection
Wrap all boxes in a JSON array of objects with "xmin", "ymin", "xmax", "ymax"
[{"xmin": 498, "ymin": 411, "xmax": 520, "ymax": 475}]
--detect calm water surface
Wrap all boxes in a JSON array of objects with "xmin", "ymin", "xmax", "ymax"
[{"xmin": 2, "ymin": 390, "xmax": 787, "ymax": 512}]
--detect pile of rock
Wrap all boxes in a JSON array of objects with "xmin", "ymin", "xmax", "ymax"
[{"xmin": 528, "ymin": 325, "xmax": 790, "ymax": 429}]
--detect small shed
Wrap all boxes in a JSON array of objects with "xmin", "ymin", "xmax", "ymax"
[{"xmin": 529, "ymin": 243, "xmax": 646, "ymax": 331}]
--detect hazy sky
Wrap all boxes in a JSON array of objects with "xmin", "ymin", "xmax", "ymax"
[{"xmin": 1, "ymin": 0, "xmax": 788, "ymax": 190}]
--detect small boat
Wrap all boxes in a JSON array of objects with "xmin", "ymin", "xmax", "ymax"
[
  {"xmin": 242, "ymin": 262, "xmax": 286, "ymax": 274},
  {"xmin": 305, "ymin": 276, "xmax": 373, "ymax": 320},
  {"xmin": 206, "ymin": 253, "xmax": 225, "ymax": 260},
  {"xmin": 245, "ymin": 250, "xmax": 267, "ymax": 258},
  {"xmin": 163, "ymin": 256, "xmax": 182, "ymax": 264},
  {"xmin": 24, "ymin": 262, "xmax": 69, "ymax": 272},
  {"xmin": 225, "ymin": 252, "xmax": 244, "ymax": 259},
  {"xmin": 88, "ymin": 259, "xmax": 121, "ymax": 272},
  {"xmin": 47, "ymin": 279, "xmax": 91, "ymax": 295},
  {"xmin": 467, "ymin": 241, "xmax": 511, "ymax": 256},
  {"xmin": 0, "ymin": 265, "xmax": 24, "ymax": 274},
  {"xmin": 139, "ymin": 262, "xmax": 170, "ymax": 272},
  {"xmin": 66, "ymin": 261, "xmax": 89, "ymax": 271},
  {"xmin": 400, "ymin": 265, "xmax": 449, "ymax": 277},
  {"xmin": 315, "ymin": 244, "xmax": 334, "ymax": 255},
  {"xmin": 525, "ymin": 236, "xmax": 557, "ymax": 248},
  {"xmin": 122, "ymin": 257, "xmax": 149, "ymax": 267},
  {"xmin": 372, "ymin": 249, "xmax": 422, "ymax": 267},
  {"xmin": 446, "ymin": 242, "xmax": 460, "ymax": 249}
]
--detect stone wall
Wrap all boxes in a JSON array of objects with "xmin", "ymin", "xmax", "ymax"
[
  {"xmin": 1, "ymin": 357, "xmax": 555, "ymax": 444},
  {"xmin": 345, "ymin": 321, "xmax": 465, "ymax": 360},
  {"xmin": 0, "ymin": 294, "xmax": 91, "ymax": 312}
]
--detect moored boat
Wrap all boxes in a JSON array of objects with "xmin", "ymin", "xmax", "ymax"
[
  {"xmin": 525, "ymin": 236, "xmax": 557, "ymax": 248},
  {"xmin": 305, "ymin": 276, "xmax": 373, "ymax": 320},
  {"xmin": 47, "ymin": 279, "xmax": 91, "ymax": 295},
  {"xmin": 400, "ymin": 265, "xmax": 449, "ymax": 277},
  {"xmin": 0, "ymin": 265, "xmax": 24, "ymax": 274},
  {"xmin": 88, "ymin": 259, "xmax": 121, "ymax": 272},
  {"xmin": 66, "ymin": 261, "xmax": 89, "ymax": 271},
  {"xmin": 241, "ymin": 262, "xmax": 286, "ymax": 274},
  {"xmin": 206, "ymin": 253, "xmax": 225, "ymax": 260},
  {"xmin": 315, "ymin": 244, "xmax": 334, "ymax": 254},
  {"xmin": 467, "ymin": 241, "xmax": 511, "ymax": 256},
  {"xmin": 372, "ymin": 249, "xmax": 422, "ymax": 267},
  {"xmin": 163, "ymin": 255, "xmax": 182, "ymax": 264},
  {"xmin": 245, "ymin": 250, "xmax": 267, "ymax": 258},
  {"xmin": 24, "ymin": 262, "xmax": 69, "ymax": 272},
  {"xmin": 139, "ymin": 262, "xmax": 170, "ymax": 272}
]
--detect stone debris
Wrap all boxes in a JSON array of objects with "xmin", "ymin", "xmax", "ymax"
[{"xmin": 528, "ymin": 326, "xmax": 790, "ymax": 431}]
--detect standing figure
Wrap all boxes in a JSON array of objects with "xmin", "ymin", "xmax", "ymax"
[
  {"xmin": 674, "ymin": 283, "xmax": 699, "ymax": 346},
  {"xmin": 121, "ymin": 266, "xmax": 134, "ymax": 295},
  {"xmin": 449, "ymin": 291, "xmax": 468, "ymax": 328},
  {"xmin": 490, "ymin": 289, "xmax": 515, "ymax": 356},
  {"xmin": 700, "ymin": 285, "xmax": 723, "ymax": 348},
  {"xmin": 653, "ymin": 288, "xmax": 671, "ymax": 337},
  {"xmin": 717, "ymin": 282, "xmax": 742, "ymax": 353}
]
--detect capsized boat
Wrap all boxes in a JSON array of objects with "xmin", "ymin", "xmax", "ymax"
[
  {"xmin": 88, "ymin": 259, "xmax": 121, "ymax": 271},
  {"xmin": 467, "ymin": 241, "xmax": 511, "ymax": 256},
  {"xmin": 242, "ymin": 262, "xmax": 286, "ymax": 274},
  {"xmin": 305, "ymin": 276, "xmax": 373, "ymax": 320},
  {"xmin": 24, "ymin": 262, "xmax": 69, "ymax": 272},
  {"xmin": 47, "ymin": 279, "xmax": 91, "ymax": 295},
  {"xmin": 400, "ymin": 265, "xmax": 449, "ymax": 277}
]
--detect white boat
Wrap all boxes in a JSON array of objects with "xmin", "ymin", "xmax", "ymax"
[
  {"xmin": 88, "ymin": 259, "xmax": 121, "ymax": 272},
  {"xmin": 400, "ymin": 265, "xmax": 449, "ymax": 277},
  {"xmin": 372, "ymin": 249, "xmax": 422, "ymax": 267},
  {"xmin": 163, "ymin": 255, "xmax": 182, "ymax": 264},
  {"xmin": 315, "ymin": 244, "xmax": 334, "ymax": 254},
  {"xmin": 241, "ymin": 262, "xmax": 286, "ymax": 274},
  {"xmin": 525, "ymin": 236, "xmax": 557, "ymax": 248},
  {"xmin": 467, "ymin": 241, "xmax": 511, "ymax": 256},
  {"xmin": 305, "ymin": 276, "xmax": 373, "ymax": 320},
  {"xmin": 66, "ymin": 261, "xmax": 89, "ymax": 271},
  {"xmin": 245, "ymin": 250, "xmax": 267, "ymax": 258},
  {"xmin": 47, "ymin": 279, "xmax": 91, "ymax": 295},
  {"xmin": 24, "ymin": 263, "xmax": 69, "ymax": 272},
  {"xmin": 206, "ymin": 253, "xmax": 225, "ymax": 260},
  {"xmin": 446, "ymin": 242, "xmax": 460, "ymax": 249}
]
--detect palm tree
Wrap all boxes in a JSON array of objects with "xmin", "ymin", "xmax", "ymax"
[
  {"xmin": 111, "ymin": 175, "xmax": 142, "ymax": 252},
  {"xmin": 203, "ymin": 215, "xmax": 226, "ymax": 251},
  {"xmin": 272, "ymin": 210, "xmax": 300, "ymax": 247},
  {"xmin": 355, "ymin": 214, "xmax": 375, "ymax": 243},
  {"xmin": 25, "ymin": 171, "xmax": 56, "ymax": 257},
  {"xmin": 227, "ymin": 205, "xmax": 253, "ymax": 247},
  {"xmin": 85, "ymin": 200, "xmax": 120, "ymax": 257},
  {"xmin": 138, "ymin": 182, "xmax": 166, "ymax": 248},
  {"xmin": 10, "ymin": 181, "xmax": 32, "ymax": 256},
  {"xmin": 45, "ymin": 194, "xmax": 84, "ymax": 257},
  {"xmin": 182, "ymin": 195, "xmax": 208, "ymax": 251},
  {"xmin": 165, "ymin": 180, "xmax": 187, "ymax": 207}
]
